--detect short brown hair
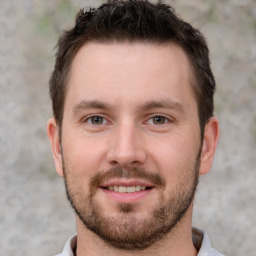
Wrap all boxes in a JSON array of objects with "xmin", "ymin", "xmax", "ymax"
[{"xmin": 49, "ymin": 0, "xmax": 215, "ymax": 137}]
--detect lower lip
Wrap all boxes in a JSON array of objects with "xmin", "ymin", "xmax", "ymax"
[{"xmin": 100, "ymin": 188, "xmax": 153, "ymax": 203}]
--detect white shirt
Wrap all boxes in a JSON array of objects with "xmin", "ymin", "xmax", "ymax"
[{"xmin": 55, "ymin": 228, "xmax": 225, "ymax": 256}]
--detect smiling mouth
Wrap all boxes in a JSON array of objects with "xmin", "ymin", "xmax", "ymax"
[{"xmin": 103, "ymin": 185, "xmax": 152, "ymax": 193}]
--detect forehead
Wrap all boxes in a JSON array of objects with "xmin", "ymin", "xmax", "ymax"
[{"xmin": 65, "ymin": 41, "xmax": 196, "ymax": 112}]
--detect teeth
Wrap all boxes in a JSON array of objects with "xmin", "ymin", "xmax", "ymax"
[
  {"xmin": 135, "ymin": 185, "xmax": 141, "ymax": 191},
  {"xmin": 107, "ymin": 185, "xmax": 147, "ymax": 193},
  {"xmin": 119, "ymin": 186, "xmax": 127, "ymax": 193},
  {"xmin": 127, "ymin": 186, "xmax": 135, "ymax": 193}
]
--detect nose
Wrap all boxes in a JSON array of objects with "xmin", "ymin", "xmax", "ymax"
[{"xmin": 106, "ymin": 122, "xmax": 147, "ymax": 167}]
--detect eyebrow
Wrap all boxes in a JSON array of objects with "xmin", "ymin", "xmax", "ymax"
[
  {"xmin": 139, "ymin": 99, "xmax": 185, "ymax": 113},
  {"xmin": 72, "ymin": 99, "xmax": 185, "ymax": 114},
  {"xmin": 72, "ymin": 100, "xmax": 112, "ymax": 114}
]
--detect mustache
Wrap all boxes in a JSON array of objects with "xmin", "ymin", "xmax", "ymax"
[{"xmin": 89, "ymin": 166, "xmax": 166, "ymax": 191}]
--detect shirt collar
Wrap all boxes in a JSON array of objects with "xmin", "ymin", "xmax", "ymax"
[
  {"xmin": 192, "ymin": 227, "xmax": 225, "ymax": 256},
  {"xmin": 57, "ymin": 228, "xmax": 224, "ymax": 256},
  {"xmin": 56, "ymin": 234, "xmax": 76, "ymax": 256}
]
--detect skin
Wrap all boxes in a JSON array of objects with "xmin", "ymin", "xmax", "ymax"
[{"xmin": 47, "ymin": 42, "xmax": 219, "ymax": 256}]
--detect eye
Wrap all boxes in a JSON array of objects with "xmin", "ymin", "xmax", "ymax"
[
  {"xmin": 86, "ymin": 116, "xmax": 107, "ymax": 125},
  {"xmin": 150, "ymin": 115, "xmax": 168, "ymax": 125}
]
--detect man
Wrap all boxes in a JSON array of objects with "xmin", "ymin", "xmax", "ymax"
[{"xmin": 47, "ymin": 0, "xmax": 223, "ymax": 255}]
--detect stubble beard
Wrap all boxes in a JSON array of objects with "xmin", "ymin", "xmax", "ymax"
[{"xmin": 62, "ymin": 151, "xmax": 200, "ymax": 250}]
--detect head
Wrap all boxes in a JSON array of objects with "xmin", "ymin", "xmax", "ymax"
[
  {"xmin": 49, "ymin": 0, "xmax": 215, "ymax": 138},
  {"xmin": 48, "ymin": 0, "xmax": 219, "ymax": 251}
]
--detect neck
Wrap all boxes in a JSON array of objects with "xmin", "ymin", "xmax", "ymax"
[{"xmin": 75, "ymin": 206, "xmax": 197, "ymax": 256}]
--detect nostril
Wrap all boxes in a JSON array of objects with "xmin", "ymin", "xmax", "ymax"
[{"xmin": 106, "ymin": 136, "xmax": 147, "ymax": 166}]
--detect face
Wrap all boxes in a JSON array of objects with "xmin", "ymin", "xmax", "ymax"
[{"xmin": 48, "ymin": 42, "xmax": 218, "ymax": 250}]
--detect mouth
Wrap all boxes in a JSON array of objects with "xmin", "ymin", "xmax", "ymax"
[
  {"xmin": 99, "ymin": 180, "xmax": 155, "ymax": 203},
  {"xmin": 103, "ymin": 185, "xmax": 151, "ymax": 193}
]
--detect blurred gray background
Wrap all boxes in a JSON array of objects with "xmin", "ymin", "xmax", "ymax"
[{"xmin": 1, "ymin": 0, "xmax": 256, "ymax": 255}]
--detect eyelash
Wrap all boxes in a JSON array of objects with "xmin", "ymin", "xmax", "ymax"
[
  {"xmin": 147, "ymin": 115, "xmax": 170, "ymax": 125},
  {"xmin": 83, "ymin": 114, "xmax": 172, "ymax": 126},
  {"xmin": 84, "ymin": 115, "xmax": 109, "ymax": 125}
]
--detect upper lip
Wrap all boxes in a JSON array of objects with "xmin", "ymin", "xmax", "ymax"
[{"xmin": 100, "ymin": 179, "xmax": 155, "ymax": 188}]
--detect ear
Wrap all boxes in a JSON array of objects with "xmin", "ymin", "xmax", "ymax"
[
  {"xmin": 47, "ymin": 118, "xmax": 64, "ymax": 177},
  {"xmin": 199, "ymin": 117, "xmax": 219, "ymax": 175}
]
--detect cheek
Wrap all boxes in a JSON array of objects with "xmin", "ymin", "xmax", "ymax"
[
  {"xmin": 147, "ymin": 133, "xmax": 199, "ymax": 182},
  {"xmin": 61, "ymin": 133, "xmax": 107, "ymax": 184}
]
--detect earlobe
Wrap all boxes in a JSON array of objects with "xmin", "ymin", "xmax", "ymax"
[
  {"xmin": 47, "ymin": 118, "xmax": 64, "ymax": 177},
  {"xmin": 199, "ymin": 117, "xmax": 219, "ymax": 175}
]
